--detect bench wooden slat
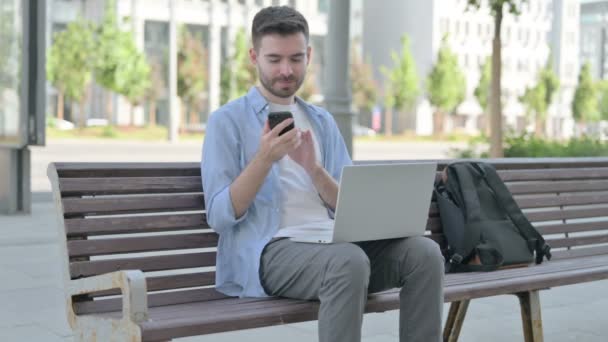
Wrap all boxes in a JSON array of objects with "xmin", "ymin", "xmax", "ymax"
[
  {"xmin": 546, "ymin": 234, "xmax": 608, "ymax": 249},
  {"xmin": 59, "ymin": 177, "xmax": 202, "ymax": 196},
  {"xmin": 65, "ymin": 214, "xmax": 209, "ymax": 237},
  {"xmin": 498, "ymin": 167, "xmax": 608, "ymax": 182},
  {"xmin": 67, "ymin": 233, "xmax": 218, "ymax": 257},
  {"xmin": 507, "ymin": 180, "xmax": 608, "ymax": 195},
  {"xmin": 536, "ymin": 220, "xmax": 608, "ymax": 235},
  {"xmin": 69, "ymin": 252, "xmax": 216, "ymax": 278},
  {"xmin": 74, "ymin": 288, "xmax": 228, "ymax": 315},
  {"xmin": 55, "ymin": 162, "xmax": 200, "ymax": 178},
  {"xmin": 62, "ymin": 194, "xmax": 205, "ymax": 216},
  {"xmin": 515, "ymin": 193, "xmax": 608, "ymax": 209},
  {"xmin": 525, "ymin": 207, "xmax": 608, "ymax": 222},
  {"xmin": 551, "ymin": 245, "xmax": 608, "ymax": 259},
  {"xmin": 91, "ymin": 272, "xmax": 217, "ymax": 297}
]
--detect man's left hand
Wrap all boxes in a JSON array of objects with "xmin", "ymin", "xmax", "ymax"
[{"xmin": 288, "ymin": 129, "xmax": 318, "ymax": 175}]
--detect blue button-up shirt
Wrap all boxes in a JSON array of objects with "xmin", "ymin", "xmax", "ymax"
[{"xmin": 201, "ymin": 87, "xmax": 352, "ymax": 298}]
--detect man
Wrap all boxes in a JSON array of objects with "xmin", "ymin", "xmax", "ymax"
[{"xmin": 202, "ymin": 6, "xmax": 444, "ymax": 342}]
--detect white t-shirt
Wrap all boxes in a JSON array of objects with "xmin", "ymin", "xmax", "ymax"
[{"xmin": 268, "ymin": 101, "xmax": 334, "ymax": 239}]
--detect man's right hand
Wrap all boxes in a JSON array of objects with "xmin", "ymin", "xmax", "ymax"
[{"xmin": 256, "ymin": 118, "xmax": 300, "ymax": 164}]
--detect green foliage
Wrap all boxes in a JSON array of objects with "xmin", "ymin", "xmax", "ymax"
[
  {"xmin": 94, "ymin": 0, "xmax": 122, "ymax": 93},
  {"xmin": 427, "ymin": 36, "xmax": 466, "ymax": 113},
  {"xmin": 474, "ymin": 57, "xmax": 491, "ymax": 111},
  {"xmin": 46, "ymin": 18, "xmax": 96, "ymax": 103},
  {"xmin": 178, "ymin": 27, "xmax": 208, "ymax": 113},
  {"xmin": 351, "ymin": 49, "xmax": 378, "ymax": 112},
  {"xmin": 572, "ymin": 63, "xmax": 599, "ymax": 123},
  {"xmin": 220, "ymin": 29, "xmax": 257, "ymax": 104},
  {"xmin": 540, "ymin": 56, "xmax": 559, "ymax": 112},
  {"xmin": 94, "ymin": 0, "xmax": 150, "ymax": 107},
  {"xmin": 233, "ymin": 29, "xmax": 257, "ymax": 98},
  {"xmin": 381, "ymin": 35, "xmax": 419, "ymax": 112},
  {"xmin": 519, "ymin": 81, "xmax": 546, "ymax": 120},
  {"xmin": 597, "ymin": 80, "xmax": 608, "ymax": 121},
  {"xmin": 467, "ymin": 0, "xmax": 528, "ymax": 16},
  {"xmin": 504, "ymin": 133, "xmax": 608, "ymax": 157},
  {"xmin": 0, "ymin": 9, "xmax": 18, "ymax": 86}
]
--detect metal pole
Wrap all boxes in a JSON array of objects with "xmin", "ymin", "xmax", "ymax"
[
  {"xmin": 168, "ymin": 0, "xmax": 179, "ymax": 142},
  {"xmin": 324, "ymin": 0, "xmax": 353, "ymax": 156}
]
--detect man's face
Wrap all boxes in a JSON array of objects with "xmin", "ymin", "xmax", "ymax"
[{"xmin": 250, "ymin": 32, "xmax": 311, "ymax": 99}]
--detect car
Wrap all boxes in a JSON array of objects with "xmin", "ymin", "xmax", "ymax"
[{"xmin": 353, "ymin": 124, "xmax": 377, "ymax": 137}]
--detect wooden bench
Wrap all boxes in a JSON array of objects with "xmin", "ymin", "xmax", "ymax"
[{"xmin": 47, "ymin": 158, "xmax": 608, "ymax": 342}]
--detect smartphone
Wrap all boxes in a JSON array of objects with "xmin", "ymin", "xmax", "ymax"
[{"xmin": 268, "ymin": 111, "xmax": 295, "ymax": 136}]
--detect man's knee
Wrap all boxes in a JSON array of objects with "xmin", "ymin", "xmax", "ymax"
[
  {"xmin": 327, "ymin": 244, "xmax": 371, "ymax": 285},
  {"xmin": 403, "ymin": 237, "xmax": 445, "ymax": 274}
]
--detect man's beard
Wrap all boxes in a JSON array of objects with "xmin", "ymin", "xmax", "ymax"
[{"xmin": 259, "ymin": 72, "xmax": 305, "ymax": 99}]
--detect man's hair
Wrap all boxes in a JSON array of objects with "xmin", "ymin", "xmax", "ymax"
[{"xmin": 251, "ymin": 6, "xmax": 309, "ymax": 50}]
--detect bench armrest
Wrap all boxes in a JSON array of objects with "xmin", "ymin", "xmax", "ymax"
[{"xmin": 68, "ymin": 270, "xmax": 148, "ymax": 323}]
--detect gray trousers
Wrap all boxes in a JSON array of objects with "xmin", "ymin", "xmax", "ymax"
[{"xmin": 259, "ymin": 236, "xmax": 445, "ymax": 342}]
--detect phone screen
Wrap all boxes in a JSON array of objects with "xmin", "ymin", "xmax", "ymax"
[{"xmin": 268, "ymin": 111, "xmax": 295, "ymax": 136}]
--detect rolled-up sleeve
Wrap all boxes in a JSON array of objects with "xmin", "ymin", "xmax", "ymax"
[{"xmin": 201, "ymin": 110, "xmax": 249, "ymax": 235}]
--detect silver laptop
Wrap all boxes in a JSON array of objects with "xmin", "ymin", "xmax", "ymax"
[{"xmin": 290, "ymin": 162, "xmax": 437, "ymax": 244}]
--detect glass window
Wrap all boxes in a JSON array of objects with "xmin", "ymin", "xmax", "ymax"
[
  {"xmin": 318, "ymin": 0, "xmax": 328, "ymax": 13},
  {"xmin": 0, "ymin": 0, "xmax": 22, "ymax": 145}
]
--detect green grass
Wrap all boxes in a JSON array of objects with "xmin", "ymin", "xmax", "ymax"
[{"xmin": 47, "ymin": 125, "xmax": 205, "ymax": 142}]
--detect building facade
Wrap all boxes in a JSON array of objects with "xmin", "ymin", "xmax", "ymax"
[
  {"xmin": 361, "ymin": 0, "xmax": 579, "ymax": 138},
  {"xmin": 47, "ymin": 0, "xmax": 329, "ymax": 127}
]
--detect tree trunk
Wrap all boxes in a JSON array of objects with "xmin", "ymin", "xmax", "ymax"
[
  {"xmin": 57, "ymin": 90, "xmax": 64, "ymax": 120},
  {"xmin": 433, "ymin": 110, "xmax": 444, "ymax": 136},
  {"xmin": 79, "ymin": 100, "xmax": 86, "ymax": 128},
  {"xmin": 105, "ymin": 91, "xmax": 114, "ymax": 124},
  {"xmin": 130, "ymin": 103, "xmax": 136, "ymax": 127},
  {"xmin": 490, "ymin": 6, "xmax": 504, "ymax": 157},
  {"xmin": 535, "ymin": 114, "xmax": 545, "ymax": 138},
  {"xmin": 180, "ymin": 100, "xmax": 187, "ymax": 133},
  {"xmin": 385, "ymin": 107, "xmax": 393, "ymax": 137},
  {"xmin": 149, "ymin": 99, "xmax": 157, "ymax": 127}
]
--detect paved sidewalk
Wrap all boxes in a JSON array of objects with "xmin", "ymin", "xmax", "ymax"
[{"xmin": 1, "ymin": 140, "xmax": 607, "ymax": 341}]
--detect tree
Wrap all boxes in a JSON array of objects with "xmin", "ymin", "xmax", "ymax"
[
  {"xmin": 467, "ymin": 0, "xmax": 528, "ymax": 157},
  {"xmin": 94, "ymin": 0, "xmax": 123, "ymax": 122},
  {"xmin": 572, "ymin": 63, "xmax": 599, "ymax": 126},
  {"xmin": 114, "ymin": 33, "xmax": 150, "ymax": 126},
  {"xmin": 381, "ymin": 35, "xmax": 419, "ymax": 136},
  {"xmin": 178, "ymin": 27, "xmax": 208, "ymax": 130},
  {"xmin": 427, "ymin": 36, "xmax": 466, "ymax": 135},
  {"xmin": 146, "ymin": 61, "xmax": 165, "ymax": 126},
  {"xmin": 474, "ymin": 57, "xmax": 491, "ymax": 134},
  {"xmin": 47, "ymin": 19, "xmax": 96, "ymax": 126},
  {"xmin": 220, "ymin": 29, "xmax": 257, "ymax": 104},
  {"xmin": 519, "ymin": 81, "xmax": 546, "ymax": 136},
  {"xmin": 351, "ymin": 48, "xmax": 378, "ymax": 115},
  {"xmin": 597, "ymin": 80, "xmax": 608, "ymax": 122},
  {"xmin": 232, "ymin": 29, "xmax": 257, "ymax": 99},
  {"xmin": 528, "ymin": 56, "xmax": 560, "ymax": 137}
]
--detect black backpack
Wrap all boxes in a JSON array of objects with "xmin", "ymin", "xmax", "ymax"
[{"xmin": 434, "ymin": 161, "xmax": 552, "ymax": 272}]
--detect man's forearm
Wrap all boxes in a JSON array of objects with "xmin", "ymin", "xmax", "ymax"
[
  {"xmin": 229, "ymin": 155, "xmax": 273, "ymax": 218},
  {"xmin": 310, "ymin": 165, "xmax": 339, "ymax": 210}
]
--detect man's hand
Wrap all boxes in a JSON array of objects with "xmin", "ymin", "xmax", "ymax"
[
  {"xmin": 256, "ymin": 118, "xmax": 300, "ymax": 165},
  {"xmin": 288, "ymin": 129, "xmax": 318, "ymax": 175}
]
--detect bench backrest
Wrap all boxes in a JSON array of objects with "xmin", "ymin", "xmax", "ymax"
[{"xmin": 48, "ymin": 158, "xmax": 608, "ymax": 314}]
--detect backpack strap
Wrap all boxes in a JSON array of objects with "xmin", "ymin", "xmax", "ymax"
[
  {"xmin": 474, "ymin": 162, "xmax": 552, "ymax": 263},
  {"xmin": 442, "ymin": 163, "xmax": 484, "ymax": 268},
  {"xmin": 448, "ymin": 243, "xmax": 504, "ymax": 272}
]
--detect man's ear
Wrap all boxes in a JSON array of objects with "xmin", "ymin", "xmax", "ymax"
[{"xmin": 249, "ymin": 47, "xmax": 257, "ymax": 65}]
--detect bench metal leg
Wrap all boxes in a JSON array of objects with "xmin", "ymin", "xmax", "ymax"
[
  {"xmin": 517, "ymin": 290, "xmax": 544, "ymax": 342},
  {"xmin": 443, "ymin": 300, "xmax": 470, "ymax": 342}
]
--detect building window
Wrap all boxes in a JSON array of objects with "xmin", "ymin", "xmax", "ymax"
[
  {"xmin": 318, "ymin": 0, "xmax": 328, "ymax": 13},
  {"xmin": 289, "ymin": 0, "xmax": 296, "ymax": 8},
  {"xmin": 272, "ymin": 0, "xmax": 280, "ymax": 6},
  {"xmin": 255, "ymin": 0, "xmax": 264, "ymax": 6}
]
